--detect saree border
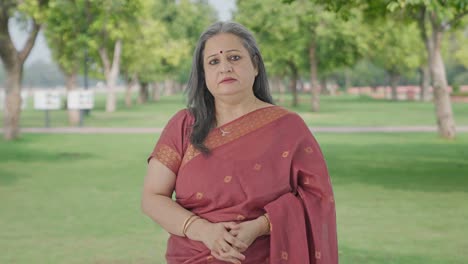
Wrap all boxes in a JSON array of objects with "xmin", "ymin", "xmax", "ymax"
[
  {"xmin": 155, "ymin": 144, "xmax": 182, "ymax": 173},
  {"xmin": 181, "ymin": 106, "xmax": 290, "ymax": 168}
]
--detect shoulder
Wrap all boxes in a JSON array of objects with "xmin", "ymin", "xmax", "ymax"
[
  {"xmin": 165, "ymin": 109, "xmax": 194, "ymax": 129},
  {"xmin": 273, "ymin": 107, "xmax": 308, "ymax": 128}
]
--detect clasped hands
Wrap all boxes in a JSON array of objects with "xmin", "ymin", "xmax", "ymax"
[{"xmin": 185, "ymin": 215, "xmax": 270, "ymax": 264}]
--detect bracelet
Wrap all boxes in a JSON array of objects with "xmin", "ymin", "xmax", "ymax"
[
  {"xmin": 183, "ymin": 215, "xmax": 200, "ymax": 237},
  {"xmin": 182, "ymin": 215, "xmax": 197, "ymax": 237},
  {"xmin": 261, "ymin": 214, "xmax": 271, "ymax": 234}
]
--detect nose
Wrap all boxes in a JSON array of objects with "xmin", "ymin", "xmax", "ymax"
[{"xmin": 219, "ymin": 59, "xmax": 232, "ymax": 73}]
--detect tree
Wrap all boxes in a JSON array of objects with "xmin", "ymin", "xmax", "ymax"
[
  {"xmin": 44, "ymin": 0, "xmax": 88, "ymax": 125},
  {"xmin": 157, "ymin": 0, "xmax": 217, "ymax": 95},
  {"xmin": 84, "ymin": 0, "xmax": 142, "ymax": 112},
  {"xmin": 237, "ymin": 0, "xmax": 366, "ymax": 110},
  {"xmin": 387, "ymin": 0, "xmax": 467, "ymax": 138},
  {"xmin": 367, "ymin": 19, "xmax": 422, "ymax": 100},
  {"xmin": 299, "ymin": 0, "xmax": 467, "ymax": 138},
  {"xmin": 0, "ymin": 0, "xmax": 49, "ymax": 140},
  {"xmin": 236, "ymin": 0, "xmax": 307, "ymax": 107}
]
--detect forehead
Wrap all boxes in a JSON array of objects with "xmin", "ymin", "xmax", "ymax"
[{"xmin": 204, "ymin": 33, "xmax": 246, "ymax": 57}]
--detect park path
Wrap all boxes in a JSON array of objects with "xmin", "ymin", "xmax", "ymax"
[{"xmin": 5, "ymin": 126, "xmax": 468, "ymax": 134}]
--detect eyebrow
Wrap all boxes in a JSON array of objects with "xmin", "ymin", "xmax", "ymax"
[{"xmin": 206, "ymin": 49, "xmax": 241, "ymax": 60}]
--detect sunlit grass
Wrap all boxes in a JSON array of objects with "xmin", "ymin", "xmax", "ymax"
[{"xmin": 1, "ymin": 133, "xmax": 467, "ymax": 263}]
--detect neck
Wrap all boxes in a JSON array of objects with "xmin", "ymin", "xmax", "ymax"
[{"xmin": 215, "ymin": 94, "xmax": 260, "ymax": 127}]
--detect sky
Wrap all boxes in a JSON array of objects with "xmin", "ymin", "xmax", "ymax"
[{"xmin": 9, "ymin": 0, "xmax": 236, "ymax": 66}]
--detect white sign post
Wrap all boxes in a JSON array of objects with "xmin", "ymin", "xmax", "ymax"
[
  {"xmin": 34, "ymin": 90, "xmax": 62, "ymax": 127},
  {"xmin": 67, "ymin": 90, "xmax": 94, "ymax": 110},
  {"xmin": 67, "ymin": 90, "xmax": 94, "ymax": 126}
]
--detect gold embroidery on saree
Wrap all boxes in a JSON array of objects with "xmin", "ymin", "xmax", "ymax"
[
  {"xmin": 155, "ymin": 144, "xmax": 181, "ymax": 173},
  {"xmin": 181, "ymin": 106, "xmax": 289, "ymax": 168}
]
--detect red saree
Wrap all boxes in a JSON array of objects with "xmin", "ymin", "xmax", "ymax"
[{"xmin": 148, "ymin": 106, "xmax": 338, "ymax": 264}]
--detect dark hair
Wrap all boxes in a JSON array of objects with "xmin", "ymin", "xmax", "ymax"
[{"xmin": 186, "ymin": 21, "xmax": 274, "ymax": 154}]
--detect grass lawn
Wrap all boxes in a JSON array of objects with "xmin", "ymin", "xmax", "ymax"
[
  {"xmin": 7, "ymin": 92, "xmax": 468, "ymax": 128},
  {"xmin": 1, "ymin": 133, "xmax": 467, "ymax": 263}
]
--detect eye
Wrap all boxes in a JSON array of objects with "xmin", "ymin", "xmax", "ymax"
[
  {"xmin": 229, "ymin": 55, "xmax": 241, "ymax": 61},
  {"xmin": 208, "ymin": 59, "xmax": 219, "ymax": 65}
]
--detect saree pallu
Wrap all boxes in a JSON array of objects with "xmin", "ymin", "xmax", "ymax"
[{"xmin": 149, "ymin": 106, "xmax": 338, "ymax": 264}]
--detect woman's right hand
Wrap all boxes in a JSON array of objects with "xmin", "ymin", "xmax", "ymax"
[{"xmin": 186, "ymin": 220, "xmax": 248, "ymax": 264}]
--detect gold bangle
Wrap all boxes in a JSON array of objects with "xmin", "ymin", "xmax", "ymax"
[
  {"xmin": 182, "ymin": 215, "xmax": 197, "ymax": 237},
  {"xmin": 183, "ymin": 216, "xmax": 200, "ymax": 237},
  {"xmin": 262, "ymin": 214, "xmax": 271, "ymax": 233}
]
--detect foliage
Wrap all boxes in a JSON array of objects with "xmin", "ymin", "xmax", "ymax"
[
  {"xmin": 44, "ymin": 0, "xmax": 87, "ymax": 75},
  {"xmin": 367, "ymin": 19, "xmax": 423, "ymax": 78},
  {"xmin": 236, "ymin": 0, "xmax": 367, "ymax": 81}
]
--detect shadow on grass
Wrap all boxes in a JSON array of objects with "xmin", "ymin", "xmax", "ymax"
[
  {"xmin": 325, "ymin": 138, "xmax": 468, "ymax": 193},
  {"xmin": 0, "ymin": 137, "xmax": 95, "ymax": 186}
]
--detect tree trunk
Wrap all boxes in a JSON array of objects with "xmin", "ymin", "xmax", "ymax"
[
  {"xmin": 419, "ymin": 64, "xmax": 431, "ymax": 101},
  {"xmin": 279, "ymin": 78, "xmax": 286, "ymax": 104},
  {"xmin": 65, "ymin": 72, "xmax": 80, "ymax": 126},
  {"xmin": 344, "ymin": 68, "xmax": 351, "ymax": 92},
  {"xmin": 418, "ymin": 8, "xmax": 455, "ymax": 138},
  {"xmin": 0, "ymin": 15, "xmax": 41, "ymax": 140},
  {"xmin": 430, "ymin": 27, "xmax": 456, "ymax": 139},
  {"xmin": 3, "ymin": 65, "xmax": 22, "ymax": 139},
  {"xmin": 138, "ymin": 82, "xmax": 149, "ymax": 104},
  {"xmin": 174, "ymin": 82, "xmax": 182, "ymax": 93},
  {"xmin": 273, "ymin": 77, "xmax": 285, "ymax": 104},
  {"xmin": 309, "ymin": 41, "xmax": 320, "ymax": 112},
  {"xmin": 99, "ymin": 39, "xmax": 122, "ymax": 113},
  {"xmin": 152, "ymin": 82, "xmax": 161, "ymax": 102},
  {"xmin": 125, "ymin": 74, "xmax": 137, "ymax": 108},
  {"xmin": 288, "ymin": 62, "xmax": 298, "ymax": 107},
  {"xmin": 164, "ymin": 79, "xmax": 174, "ymax": 96},
  {"xmin": 320, "ymin": 78, "xmax": 327, "ymax": 95},
  {"xmin": 389, "ymin": 72, "xmax": 400, "ymax": 101}
]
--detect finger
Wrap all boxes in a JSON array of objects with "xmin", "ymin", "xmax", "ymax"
[
  {"xmin": 224, "ymin": 232, "xmax": 248, "ymax": 251},
  {"xmin": 212, "ymin": 250, "xmax": 242, "ymax": 264},
  {"xmin": 229, "ymin": 229, "xmax": 240, "ymax": 236},
  {"xmin": 218, "ymin": 238, "xmax": 235, "ymax": 253},
  {"xmin": 216, "ymin": 238, "xmax": 245, "ymax": 260},
  {"xmin": 214, "ymin": 238, "xmax": 230, "ymax": 253},
  {"xmin": 223, "ymin": 222, "xmax": 240, "ymax": 230},
  {"xmin": 219, "ymin": 246, "xmax": 246, "ymax": 262}
]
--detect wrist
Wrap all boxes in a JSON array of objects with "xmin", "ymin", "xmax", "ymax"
[
  {"xmin": 254, "ymin": 215, "xmax": 269, "ymax": 237},
  {"xmin": 259, "ymin": 214, "xmax": 271, "ymax": 236},
  {"xmin": 185, "ymin": 218, "xmax": 210, "ymax": 242}
]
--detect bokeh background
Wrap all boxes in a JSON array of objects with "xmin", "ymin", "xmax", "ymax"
[{"xmin": 1, "ymin": 0, "xmax": 467, "ymax": 263}]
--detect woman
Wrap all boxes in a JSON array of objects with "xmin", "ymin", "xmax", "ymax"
[{"xmin": 141, "ymin": 21, "xmax": 338, "ymax": 264}]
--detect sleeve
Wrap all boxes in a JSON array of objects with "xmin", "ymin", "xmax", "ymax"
[
  {"xmin": 264, "ymin": 115, "xmax": 338, "ymax": 264},
  {"xmin": 147, "ymin": 109, "xmax": 192, "ymax": 175}
]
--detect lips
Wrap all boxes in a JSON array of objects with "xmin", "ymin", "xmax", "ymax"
[{"xmin": 219, "ymin": 77, "xmax": 237, "ymax": 84}]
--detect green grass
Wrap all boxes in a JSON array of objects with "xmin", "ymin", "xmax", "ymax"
[
  {"xmin": 6, "ymin": 92, "xmax": 468, "ymax": 128},
  {"xmin": 1, "ymin": 133, "xmax": 467, "ymax": 263}
]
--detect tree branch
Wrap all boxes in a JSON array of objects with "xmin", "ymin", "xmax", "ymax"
[
  {"xmin": 417, "ymin": 6, "xmax": 429, "ymax": 44},
  {"xmin": 99, "ymin": 47, "xmax": 111, "ymax": 78},
  {"xmin": 18, "ymin": 20, "xmax": 41, "ymax": 63},
  {"xmin": 111, "ymin": 39, "xmax": 122, "ymax": 74},
  {"xmin": 0, "ymin": 6, "xmax": 17, "ymax": 68},
  {"xmin": 442, "ymin": 9, "xmax": 468, "ymax": 30}
]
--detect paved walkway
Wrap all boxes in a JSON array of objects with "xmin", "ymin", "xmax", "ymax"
[{"xmin": 6, "ymin": 126, "xmax": 468, "ymax": 134}]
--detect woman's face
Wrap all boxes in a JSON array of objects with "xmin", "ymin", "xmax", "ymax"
[{"xmin": 202, "ymin": 33, "xmax": 258, "ymax": 100}]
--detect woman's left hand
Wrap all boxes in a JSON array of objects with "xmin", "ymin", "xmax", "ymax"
[{"xmin": 229, "ymin": 216, "xmax": 268, "ymax": 252}]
